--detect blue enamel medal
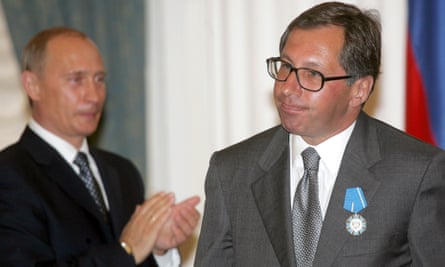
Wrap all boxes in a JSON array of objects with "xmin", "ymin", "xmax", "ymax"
[{"xmin": 343, "ymin": 187, "xmax": 367, "ymax": 236}]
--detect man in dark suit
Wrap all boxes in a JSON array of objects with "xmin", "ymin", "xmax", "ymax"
[
  {"xmin": 0, "ymin": 27, "xmax": 200, "ymax": 266},
  {"xmin": 195, "ymin": 2, "xmax": 445, "ymax": 266}
]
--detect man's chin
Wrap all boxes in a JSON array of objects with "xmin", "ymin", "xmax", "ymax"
[
  {"xmin": 78, "ymin": 124, "xmax": 100, "ymax": 137},
  {"xmin": 281, "ymin": 119, "xmax": 306, "ymax": 135}
]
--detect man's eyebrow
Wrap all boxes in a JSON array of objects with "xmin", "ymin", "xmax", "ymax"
[
  {"xmin": 63, "ymin": 70, "xmax": 106, "ymax": 77},
  {"xmin": 64, "ymin": 70, "xmax": 87, "ymax": 76}
]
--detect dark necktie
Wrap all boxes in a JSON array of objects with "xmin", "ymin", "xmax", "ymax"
[
  {"xmin": 292, "ymin": 147, "xmax": 322, "ymax": 266},
  {"xmin": 73, "ymin": 152, "xmax": 107, "ymax": 216}
]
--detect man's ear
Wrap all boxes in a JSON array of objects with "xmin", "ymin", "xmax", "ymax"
[
  {"xmin": 21, "ymin": 71, "xmax": 41, "ymax": 101},
  {"xmin": 350, "ymin": 75, "xmax": 373, "ymax": 107}
]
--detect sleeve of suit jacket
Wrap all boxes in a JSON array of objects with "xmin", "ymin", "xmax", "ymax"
[
  {"xmin": 407, "ymin": 149, "xmax": 445, "ymax": 265},
  {"xmin": 195, "ymin": 153, "xmax": 234, "ymax": 267}
]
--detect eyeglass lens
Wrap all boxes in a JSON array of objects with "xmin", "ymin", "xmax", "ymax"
[{"xmin": 268, "ymin": 59, "xmax": 324, "ymax": 91}]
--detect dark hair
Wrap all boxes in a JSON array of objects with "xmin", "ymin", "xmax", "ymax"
[
  {"xmin": 279, "ymin": 2, "xmax": 381, "ymax": 86},
  {"xmin": 22, "ymin": 26, "xmax": 89, "ymax": 74}
]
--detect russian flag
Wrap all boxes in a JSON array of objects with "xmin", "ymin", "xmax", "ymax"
[{"xmin": 406, "ymin": 0, "xmax": 445, "ymax": 148}]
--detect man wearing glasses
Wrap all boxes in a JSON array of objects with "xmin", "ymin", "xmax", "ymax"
[{"xmin": 195, "ymin": 2, "xmax": 445, "ymax": 266}]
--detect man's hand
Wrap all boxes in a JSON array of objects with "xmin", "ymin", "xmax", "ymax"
[
  {"xmin": 153, "ymin": 196, "xmax": 200, "ymax": 255},
  {"xmin": 120, "ymin": 192, "xmax": 174, "ymax": 264}
]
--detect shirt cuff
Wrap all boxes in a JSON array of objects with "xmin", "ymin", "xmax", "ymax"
[{"xmin": 153, "ymin": 248, "xmax": 181, "ymax": 267}]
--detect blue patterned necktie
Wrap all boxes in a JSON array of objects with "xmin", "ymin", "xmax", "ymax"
[
  {"xmin": 292, "ymin": 147, "xmax": 322, "ymax": 266},
  {"xmin": 73, "ymin": 152, "xmax": 107, "ymax": 217}
]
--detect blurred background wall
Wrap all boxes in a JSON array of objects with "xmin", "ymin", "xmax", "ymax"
[{"xmin": 2, "ymin": 1, "xmax": 442, "ymax": 266}]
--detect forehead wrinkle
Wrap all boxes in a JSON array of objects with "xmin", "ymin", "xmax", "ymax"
[{"xmin": 281, "ymin": 53, "xmax": 323, "ymax": 70}]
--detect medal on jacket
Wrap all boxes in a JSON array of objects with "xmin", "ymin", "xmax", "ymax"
[{"xmin": 343, "ymin": 187, "xmax": 367, "ymax": 236}]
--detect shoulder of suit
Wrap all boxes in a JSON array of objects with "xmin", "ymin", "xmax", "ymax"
[
  {"xmin": 368, "ymin": 116, "xmax": 444, "ymax": 156},
  {"xmin": 89, "ymin": 147, "xmax": 135, "ymax": 166},
  {"xmin": 213, "ymin": 125, "xmax": 287, "ymax": 160}
]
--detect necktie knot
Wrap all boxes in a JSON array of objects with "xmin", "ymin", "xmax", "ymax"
[
  {"xmin": 73, "ymin": 152, "xmax": 90, "ymax": 171},
  {"xmin": 302, "ymin": 147, "xmax": 320, "ymax": 172}
]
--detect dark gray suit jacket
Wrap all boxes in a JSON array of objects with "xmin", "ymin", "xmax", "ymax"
[{"xmin": 195, "ymin": 112, "xmax": 445, "ymax": 266}]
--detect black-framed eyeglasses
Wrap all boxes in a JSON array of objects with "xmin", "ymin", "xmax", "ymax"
[{"xmin": 266, "ymin": 57, "xmax": 353, "ymax": 92}]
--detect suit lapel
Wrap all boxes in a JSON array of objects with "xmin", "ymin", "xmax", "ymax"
[
  {"xmin": 251, "ymin": 127, "xmax": 297, "ymax": 267},
  {"xmin": 92, "ymin": 151, "xmax": 125, "ymax": 239},
  {"xmin": 313, "ymin": 112, "xmax": 382, "ymax": 266},
  {"xmin": 20, "ymin": 128, "xmax": 114, "ymax": 240}
]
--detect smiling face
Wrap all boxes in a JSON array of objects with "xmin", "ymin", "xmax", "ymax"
[
  {"xmin": 22, "ymin": 35, "xmax": 106, "ymax": 148},
  {"xmin": 274, "ymin": 25, "xmax": 372, "ymax": 145}
]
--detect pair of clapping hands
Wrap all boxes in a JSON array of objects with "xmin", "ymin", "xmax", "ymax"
[{"xmin": 120, "ymin": 192, "xmax": 200, "ymax": 264}]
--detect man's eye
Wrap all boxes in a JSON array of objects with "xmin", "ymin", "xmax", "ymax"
[
  {"xmin": 303, "ymin": 69, "xmax": 320, "ymax": 78},
  {"xmin": 95, "ymin": 75, "xmax": 106, "ymax": 84},
  {"xmin": 281, "ymin": 62, "xmax": 292, "ymax": 70},
  {"xmin": 68, "ymin": 75, "xmax": 83, "ymax": 84}
]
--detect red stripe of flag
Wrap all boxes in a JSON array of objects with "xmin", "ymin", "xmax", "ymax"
[{"xmin": 405, "ymin": 36, "xmax": 435, "ymax": 145}]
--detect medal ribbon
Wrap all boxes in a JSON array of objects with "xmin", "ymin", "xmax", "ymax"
[{"xmin": 343, "ymin": 187, "xmax": 367, "ymax": 213}]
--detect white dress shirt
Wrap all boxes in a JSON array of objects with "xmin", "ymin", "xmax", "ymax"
[
  {"xmin": 28, "ymin": 118, "xmax": 180, "ymax": 266},
  {"xmin": 289, "ymin": 122, "xmax": 356, "ymax": 219}
]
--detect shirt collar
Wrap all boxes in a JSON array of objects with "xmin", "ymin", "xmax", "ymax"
[
  {"xmin": 291, "ymin": 121, "xmax": 356, "ymax": 174},
  {"xmin": 28, "ymin": 118, "xmax": 90, "ymax": 164}
]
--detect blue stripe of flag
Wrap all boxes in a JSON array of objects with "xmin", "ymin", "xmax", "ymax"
[{"xmin": 408, "ymin": 0, "xmax": 445, "ymax": 148}]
